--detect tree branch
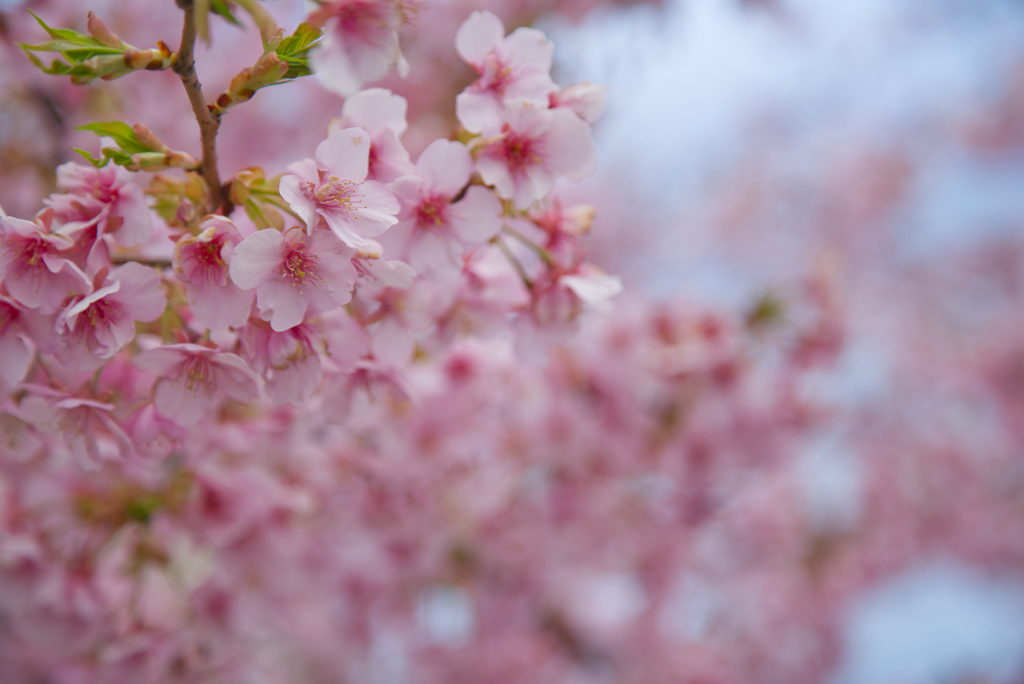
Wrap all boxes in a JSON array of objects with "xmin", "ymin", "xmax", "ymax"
[{"xmin": 172, "ymin": 0, "xmax": 231, "ymax": 215}]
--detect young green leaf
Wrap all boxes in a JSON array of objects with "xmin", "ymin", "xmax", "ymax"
[{"xmin": 269, "ymin": 22, "xmax": 322, "ymax": 81}]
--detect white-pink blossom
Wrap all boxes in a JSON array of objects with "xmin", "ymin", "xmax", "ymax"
[
  {"xmin": 279, "ymin": 128, "xmax": 400, "ymax": 248},
  {"xmin": 309, "ymin": 0, "xmax": 410, "ymax": 97},
  {"xmin": 475, "ymin": 99, "xmax": 596, "ymax": 210},
  {"xmin": 0, "ymin": 213, "xmax": 85, "ymax": 314},
  {"xmin": 384, "ymin": 138, "xmax": 503, "ymax": 274},
  {"xmin": 328, "ymin": 88, "xmax": 415, "ymax": 183},
  {"xmin": 455, "ymin": 10, "xmax": 557, "ymax": 134},
  {"xmin": 240, "ymin": 323, "xmax": 322, "ymax": 407},
  {"xmin": 47, "ymin": 162, "xmax": 152, "ymax": 247},
  {"xmin": 172, "ymin": 216, "xmax": 253, "ymax": 331},
  {"xmin": 53, "ymin": 263, "xmax": 166, "ymax": 371},
  {"xmin": 133, "ymin": 344, "xmax": 260, "ymax": 426},
  {"xmin": 17, "ymin": 387, "xmax": 133, "ymax": 469},
  {"xmin": 229, "ymin": 227, "xmax": 356, "ymax": 331}
]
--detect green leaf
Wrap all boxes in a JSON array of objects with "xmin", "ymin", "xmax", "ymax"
[
  {"xmin": 74, "ymin": 147, "xmax": 106, "ymax": 167},
  {"xmin": 270, "ymin": 22, "xmax": 322, "ymax": 81},
  {"xmin": 211, "ymin": 0, "xmax": 244, "ymax": 26},
  {"xmin": 76, "ymin": 121, "xmax": 154, "ymax": 155}
]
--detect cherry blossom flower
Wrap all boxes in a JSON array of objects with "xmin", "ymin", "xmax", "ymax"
[
  {"xmin": 46, "ymin": 162, "xmax": 152, "ymax": 247},
  {"xmin": 279, "ymin": 128, "xmax": 401, "ymax": 249},
  {"xmin": 0, "ymin": 213, "xmax": 86, "ymax": 314},
  {"xmin": 17, "ymin": 386, "xmax": 133, "ymax": 469},
  {"xmin": 432, "ymin": 245, "xmax": 530, "ymax": 343},
  {"xmin": 455, "ymin": 10, "xmax": 557, "ymax": 134},
  {"xmin": 474, "ymin": 99, "xmax": 596, "ymax": 210},
  {"xmin": 53, "ymin": 263, "xmax": 166, "ymax": 371},
  {"xmin": 385, "ymin": 138, "xmax": 503, "ymax": 274},
  {"xmin": 240, "ymin": 323, "xmax": 322, "ymax": 407},
  {"xmin": 229, "ymin": 227, "xmax": 356, "ymax": 331},
  {"xmin": 123, "ymin": 403, "xmax": 187, "ymax": 459},
  {"xmin": 309, "ymin": 0, "xmax": 411, "ymax": 97},
  {"xmin": 133, "ymin": 344, "xmax": 259, "ymax": 426},
  {"xmin": 328, "ymin": 88, "xmax": 415, "ymax": 183},
  {"xmin": 172, "ymin": 216, "xmax": 253, "ymax": 331}
]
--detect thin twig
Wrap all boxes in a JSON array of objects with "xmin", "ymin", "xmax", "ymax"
[
  {"xmin": 172, "ymin": 0, "xmax": 230, "ymax": 215},
  {"xmin": 493, "ymin": 236, "xmax": 533, "ymax": 290},
  {"xmin": 112, "ymin": 257, "xmax": 173, "ymax": 268},
  {"xmin": 502, "ymin": 225, "xmax": 555, "ymax": 267}
]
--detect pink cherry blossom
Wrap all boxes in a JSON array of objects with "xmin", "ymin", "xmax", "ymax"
[
  {"xmin": 385, "ymin": 138, "xmax": 503, "ymax": 274},
  {"xmin": 474, "ymin": 99, "xmax": 596, "ymax": 210},
  {"xmin": 133, "ymin": 343, "xmax": 259, "ymax": 426},
  {"xmin": 47, "ymin": 162, "xmax": 152, "ymax": 247},
  {"xmin": 455, "ymin": 10, "xmax": 557, "ymax": 134},
  {"xmin": 17, "ymin": 386, "xmax": 133, "ymax": 469},
  {"xmin": 0, "ymin": 213, "xmax": 86, "ymax": 314},
  {"xmin": 328, "ymin": 88, "xmax": 415, "ymax": 183},
  {"xmin": 240, "ymin": 322, "xmax": 323, "ymax": 407},
  {"xmin": 432, "ymin": 245, "xmax": 531, "ymax": 343},
  {"xmin": 229, "ymin": 227, "xmax": 356, "ymax": 331},
  {"xmin": 123, "ymin": 403, "xmax": 187, "ymax": 459},
  {"xmin": 309, "ymin": 0, "xmax": 411, "ymax": 97},
  {"xmin": 53, "ymin": 263, "xmax": 166, "ymax": 371},
  {"xmin": 172, "ymin": 216, "xmax": 253, "ymax": 331},
  {"xmin": 279, "ymin": 128, "xmax": 401, "ymax": 249}
]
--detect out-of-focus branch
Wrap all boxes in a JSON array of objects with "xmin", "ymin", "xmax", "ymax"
[{"xmin": 172, "ymin": 0, "xmax": 229, "ymax": 215}]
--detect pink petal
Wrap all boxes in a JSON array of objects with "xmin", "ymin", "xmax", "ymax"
[
  {"xmin": 342, "ymin": 88, "xmax": 408, "ymax": 135},
  {"xmin": 315, "ymin": 128, "xmax": 371, "ymax": 182},
  {"xmin": 545, "ymin": 108, "xmax": 597, "ymax": 181},
  {"xmin": 134, "ymin": 346, "xmax": 188, "ymax": 376},
  {"xmin": 257, "ymin": 277, "xmax": 310, "ymax": 332},
  {"xmin": 109, "ymin": 262, "xmax": 166, "ymax": 322},
  {"xmin": 456, "ymin": 91, "xmax": 504, "ymax": 135},
  {"xmin": 108, "ymin": 181, "xmax": 153, "ymax": 247},
  {"xmin": 449, "ymin": 186, "xmax": 503, "ymax": 244},
  {"xmin": 456, "ymin": 10, "xmax": 504, "ymax": 66},
  {"xmin": 279, "ymin": 175, "xmax": 320, "ymax": 232},
  {"xmin": 0, "ymin": 327, "xmax": 31, "ymax": 384},
  {"xmin": 154, "ymin": 375, "xmax": 215, "ymax": 426},
  {"xmin": 211, "ymin": 353, "xmax": 260, "ymax": 403},
  {"xmin": 417, "ymin": 140, "xmax": 472, "ymax": 197},
  {"xmin": 368, "ymin": 129, "xmax": 415, "ymax": 183},
  {"xmin": 311, "ymin": 34, "xmax": 362, "ymax": 97},
  {"xmin": 503, "ymin": 27, "xmax": 555, "ymax": 74},
  {"xmin": 188, "ymin": 280, "xmax": 254, "ymax": 330},
  {"xmin": 372, "ymin": 316, "xmax": 415, "ymax": 367},
  {"xmin": 230, "ymin": 229, "xmax": 285, "ymax": 289},
  {"xmin": 266, "ymin": 356, "xmax": 321, "ymax": 407}
]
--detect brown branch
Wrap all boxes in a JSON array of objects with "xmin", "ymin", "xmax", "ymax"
[{"xmin": 172, "ymin": 0, "xmax": 230, "ymax": 215}]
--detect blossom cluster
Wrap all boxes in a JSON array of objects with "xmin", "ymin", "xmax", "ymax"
[{"xmin": 4, "ymin": 1, "xmax": 1024, "ymax": 683}]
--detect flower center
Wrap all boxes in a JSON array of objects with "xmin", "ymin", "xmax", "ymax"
[
  {"xmin": 500, "ymin": 128, "xmax": 540, "ymax": 176},
  {"xmin": 72, "ymin": 299, "xmax": 124, "ymax": 343},
  {"xmin": 180, "ymin": 354, "xmax": 215, "ymax": 393},
  {"xmin": 480, "ymin": 55, "xmax": 514, "ymax": 95},
  {"xmin": 188, "ymin": 237, "xmax": 226, "ymax": 284},
  {"xmin": 280, "ymin": 246, "xmax": 324, "ymax": 292},
  {"xmin": 314, "ymin": 176, "xmax": 359, "ymax": 214},
  {"xmin": 13, "ymin": 235, "xmax": 47, "ymax": 267},
  {"xmin": 415, "ymin": 195, "xmax": 450, "ymax": 232}
]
